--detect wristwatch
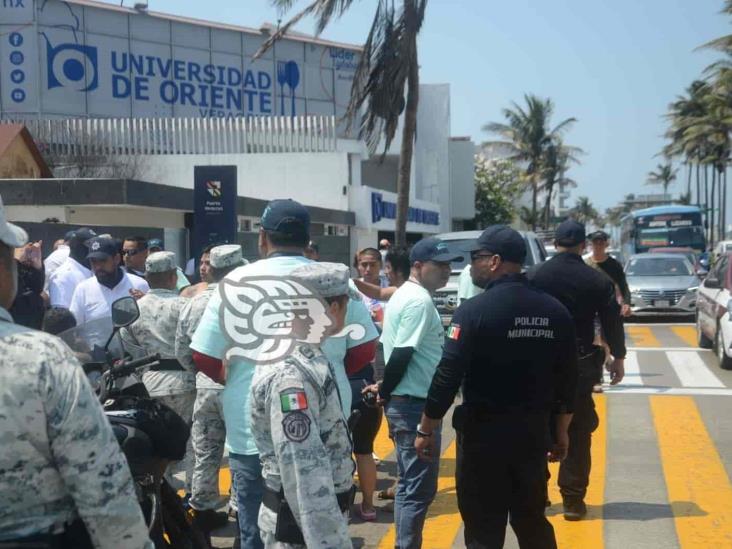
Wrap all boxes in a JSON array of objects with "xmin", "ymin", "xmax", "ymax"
[{"xmin": 416, "ymin": 424, "xmax": 432, "ymax": 438}]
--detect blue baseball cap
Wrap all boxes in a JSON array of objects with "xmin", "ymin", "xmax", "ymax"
[
  {"xmin": 148, "ymin": 238, "xmax": 164, "ymax": 251},
  {"xmin": 409, "ymin": 237, "xmax": 463, "ymax": 264},
  {"xmin": 260, "ymin": 199, "xmax": 310, "ymax": 237},
  {"xmin": 555, "ymin": 219, "xmax": 586, "ymax": 246},
  {"xmin": 464, "ymin": 225, "xmax": 526, "ymax": 264},
  {"xmin": 85, "ymin": 237, "xmax": 120, "ymax": 260}
]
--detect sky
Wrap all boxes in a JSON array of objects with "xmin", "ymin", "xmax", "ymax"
[{"xmin": 108, "ymin": 0, "xmax": 731, "ymax": 212}]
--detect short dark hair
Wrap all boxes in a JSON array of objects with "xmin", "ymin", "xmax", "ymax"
[
  {"xmin": 124, "ymin": 236, "xmax": 148, "ymax": 249},
  {"xmin": 42, "ymin": 308, "xmax": 77, "ymax": 335},
  {"xmin": 324, "ymin": 294, "xmax": 349, "ymax": 307},
  {"xmin": 358, "ymin": 247, "xmax": 382, "ymax": 263},
  {"xmin": 201, "ymin": 243, "xmax": 222, "ymax": 255},
  {"xmin": 211, "ymin": 263, "xmax": 243, "ymax": 282},
  {"xmin": 386, "ymin": 248, "xmax": 410, "ymax": 281},
  {"xmin": 264, "ymin": 229, "xmax": 308, "ymax": 249}
]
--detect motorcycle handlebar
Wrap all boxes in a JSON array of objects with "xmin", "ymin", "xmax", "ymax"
[{"xmin": 111, "ymin": 353, "xmax": 161, "ymax": 377}]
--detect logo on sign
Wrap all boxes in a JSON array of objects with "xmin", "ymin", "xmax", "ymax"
[
  {"xmin": 206, "ymin": 180, "xmax": 222, "ymax": 198},
  {"xmin": 46, "ymin": 40, "xmax": 98, "ymax": 91},
  {"xmin": 10, "ymin": 89, "xmax": 25, "ymax": 103},
  {"xmin": 9, "ymin": 32, "xmax": 23, "ymax": 47}
]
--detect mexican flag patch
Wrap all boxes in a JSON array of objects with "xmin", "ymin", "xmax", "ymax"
[
  {"xmin": 280, "ymin": 390, "xmax": 308, "ymax": 412},
  {"xmin": 446, "ymin": 324, "xmax": 461, "ymax": 341}
]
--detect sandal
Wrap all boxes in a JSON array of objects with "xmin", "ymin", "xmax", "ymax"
[
  {"xmin": 356, "ymin": 504, "xmax": 377, "ymax": 521},
  {"xmin": 377, "ymin": 488, "xmax": 395, "ymax": 500}
]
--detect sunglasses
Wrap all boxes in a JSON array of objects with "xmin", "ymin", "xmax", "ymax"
[
  {"xmin": 123, "ymin": 248, "xmax": 144, "ymax": 257},
  {"xmin": 470, "ymin": 252, "xmax": 495, "ymax": 261}
]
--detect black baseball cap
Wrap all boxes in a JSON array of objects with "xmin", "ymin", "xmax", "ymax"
[
  {"xmin": 148, "ymin": 238, "xmax": 163, "ymax": 251},
  {"xmin": 588, "ymin": 230, "xmax": 609, "ymax": 241},
  {"xmin": 69, "ymin": 227, "xmax": 97, "ymax": 243},
  {"xmin": 555, "ymin": 219, "xmax": 586, "ymax": 246},
  {"xmin": 260, "ymin": 199, "xmax": 310, "ymax": 237},
  {"xmin": 409, "ymin": 237, "xmax": 463, "ymax": 264},
  {"xmin": 85, "ymin": 236, "xmax": 120, "ymax": 260},
  {"xmin": 464, "ymin": 225, "xmax": 527, "ymax": 264}
]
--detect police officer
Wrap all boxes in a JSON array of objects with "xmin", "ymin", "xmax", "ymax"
[
  {"xmin": 176, "ymin": 245, "xmax": 247, "ymax": 532},
  {"xmin": 416, "ymin": 225, "xmax": 578, "ymax": 549},
  {"xmin": 250, "ymin": 262, "xmax": 355, "ymax": 549},
  {"xmin": 529, "ymin": 219, "xmax": 626, "ymax": 521},
  {"xmin": 120, "ymin": 251, "xmax": 195, "ymax": 495},
  {"xmin": 0, "ymin": 196, "xmax": 153, "ymax": 548}
]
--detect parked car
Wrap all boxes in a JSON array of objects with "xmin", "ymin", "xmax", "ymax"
[
  {"xmin": 648, "ymin": 246, "xmax": 707, "ymax": 277},
  {"xmin": 712, "ymin": 240, "xmax": 732, "ymax": 264},
  {"xmin": 625, "ymin": 253, "xmax": 700, "ymax": 316},
  {"xmin": 431, "ymin": 230, "xmax": 548, "ymax": 325},
  {"xmin": 696, "ymin": 252, "xmax": 732, "ymax": 369}
]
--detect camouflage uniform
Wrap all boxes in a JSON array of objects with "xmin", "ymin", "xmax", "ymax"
[
  {"xmin": 121, "ymin": 254, "xmax": 195, "ymax": 492},
  {"xmin": 0, "ymin": 307, "xmax": 152, "ymax": 548}
]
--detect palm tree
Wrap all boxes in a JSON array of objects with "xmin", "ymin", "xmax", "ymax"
[
  {"xmin": 570, "ymin": 196, "xmax": 599, "ymax": 226},
  {"xmin": 255, "ymin": 0, "xmax": 427, "ymax": 248},
  {"xmin": 646, "ymin": 163, "xmax": 678, "ymax": 195},
  {"xmin": 541, "ymin": 140, "xmax": 579, "ymax": 227},
  {"xmin": 483, "ymin": 95, "xmax": 578, "ymax": 230}
]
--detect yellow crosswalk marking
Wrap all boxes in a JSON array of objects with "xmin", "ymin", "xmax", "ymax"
[
  {"xmin": 219, "ymin": 466, "xmax": 231, "ymax": 495},
  {"xmin": 373, "ymin": 412, "xmax": 395, "ymax": 463},
  {"xmin": 546, "ymin": 394, "xmax": 606, "ymax": 548},
  {"xmin": 651, "ymin": 396, "xmax": 732, "ymax": 547},
  {"xmin": 670, "ymin": 326, "xmax": 698, "ymax": 348},
  {"xmin": 626, "ymin": 326, "xmax": 661, "ymax": 347},
  {"xmin": 377, "ymin": 440, "xmax": 461, "ymax": 549}
]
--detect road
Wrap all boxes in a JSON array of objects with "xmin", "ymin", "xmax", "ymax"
[{"xmin": 210, "ymin": 322, "xmax": 732, "ymax": 548}]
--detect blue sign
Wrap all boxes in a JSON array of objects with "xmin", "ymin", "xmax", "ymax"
[
  {"xmin": 9, "ymin": 32, "xmax": 23, "ymax": 47},
  {"xmin": 10, "ymin": 69, "xmax": 24, "ymax": 83},
  {"xmin": 9, "ymin": 51, "xmax": 24, "ymax": 65},
  {"xmin": 371, "ymin": 192, "xmax": 440, "ymax": 226},
  {"xmin": 193, "ymin": 166, "xmax": 238, "ymax": 270},
  {"xmin": 10, "ymin": 88, "xmax": 25, "ymax": 103},
  {"xmin": 46, "ymin": 40, "xmax": 98, "ymax": 91}
]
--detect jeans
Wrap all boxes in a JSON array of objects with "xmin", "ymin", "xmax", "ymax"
[
  {"xmin": 385, "ymin": 398, "xmax": 442, "ymax": 549},
  {"xmin": 229, "ymin": 453, "xmax": 264, "ymax": 549}
]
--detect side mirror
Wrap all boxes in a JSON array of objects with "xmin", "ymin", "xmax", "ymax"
[
  {"xmin": 111, "ymin": 296, "xmax": 140, "ymax": 328},
  {"xmin": 704, "ymin": 277, "xmax": 721, "ymax": 289}
]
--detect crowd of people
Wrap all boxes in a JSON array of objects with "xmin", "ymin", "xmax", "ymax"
[{"xmin": 0, "ymin": 192, "xmax": 628, "ymax": 549}]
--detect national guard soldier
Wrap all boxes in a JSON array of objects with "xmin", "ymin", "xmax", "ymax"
[
  {"xmin": 0, "ymin": 196, "xmax": 153, "ymax": 548},
  {"xmin": 176, "ymin": 244, "xmax": 247, "ymax": 532},
  {"xmin": 250, "ymin": 262, "xmax": 356, "ymax": 549},
  {"xmin": 529, "ymin": 219, "xmax": 626, "ymax": 521},
  {"xmin": 120, "ymin": 250, "xmax": 196, "ymax": 495},
  {"xmin": 416, "ymin": 225, "xmax": 578, "ymax": 549}
]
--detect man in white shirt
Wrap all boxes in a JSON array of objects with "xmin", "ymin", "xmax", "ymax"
[
  {"xmin": 43, "ymin": 230, "xmax": 72, "ymax": 288},
  {"xmin": 69, "ymin": 237, "xmax": 149, "ymax": 326},
  {"xmin": 48, "ymin": 228, "xmax": 96, "ymax": 308}
]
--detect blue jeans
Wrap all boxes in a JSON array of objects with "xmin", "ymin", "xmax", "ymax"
[
  {"xmin": 385, "ymin": 398, "xmax": 442, "ymax": 549},
  {"xmin": 229, "ymin": 453, "xmax": 264, "ymax": 549}
]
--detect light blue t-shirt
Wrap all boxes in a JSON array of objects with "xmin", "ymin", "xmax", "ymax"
[
  {"xmin": 190, "ymin": 255, "xmax": 378, "ymax": 455},
  {"xmin": 457, "ymin": 264, "xmax": 483, "ymax": 306},
  {"xmin": 380, "ymin": 281, "xmax": 445, "ymax": 399}
]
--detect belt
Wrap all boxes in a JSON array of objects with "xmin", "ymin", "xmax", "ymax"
[
  {"xmin": 390, "ymin": 395, "xmax": 426, "ymax": 402},
  {"xmin": 148, "ymin": 358, "xmax": 184, "ymax": 372},
  {"xmin": 262, "ymin": 485, "xmax": 352, "ymax": 514}
]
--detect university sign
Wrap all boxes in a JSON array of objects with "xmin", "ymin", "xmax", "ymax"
[{"xmin": 371, "ymin": 192, "xmax": 440, "ymax": 226}]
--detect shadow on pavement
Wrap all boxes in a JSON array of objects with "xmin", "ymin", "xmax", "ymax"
[{"xmin": 546, "ymin": 501, "xmax": 707, "ymax": 521}]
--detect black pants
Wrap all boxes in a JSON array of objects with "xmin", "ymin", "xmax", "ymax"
[
  {"xmin": 455, "ymin": 412, "xmax": 556, "ymax": 549},
  {"xmin": 558, "ymin": 390, "xmax": 599, "ymax": 502}
]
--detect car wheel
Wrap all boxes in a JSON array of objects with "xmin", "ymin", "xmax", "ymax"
[
  {"xmin": 715, "ymin": 323, "xmax": 732, "ymax": 370},
  {"xmin": 697, "ymin": 312, "xmax": 713, "ymax": 349}
]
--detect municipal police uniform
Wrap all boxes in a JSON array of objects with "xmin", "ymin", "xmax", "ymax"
[
  {"xmin": 120, "ymin": 251, "xmax": 195, "ymax": 493},
  {"xmin": 0, "ymin": 202, "xmax": 152, "ymax": 548},
  {"xmin": 528, "ymin": 220, "xmax": 626, "ymax": 516},
  {"xmin": 424, "ymin": 226, "xmax": 578, "ymax": 549},
  {"xmin": 249, "ymin": 263, "xmax": 355, "ymax": 549},
  {"xmin": 176, "ymin": 245, "xmax": 247, "ymax": 516}
]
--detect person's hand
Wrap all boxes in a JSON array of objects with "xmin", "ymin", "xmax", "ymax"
[
  {"xmin": 415, "ymin": 432, "xmax": 437, "ymax": 462},
  {"xmin": 28, "ymin": 241, "xmax": 43, "ymax": 270},
  {"xmin": 548, "ymin": 429, "xmax": 569, "ymax": 462},
  {"xmin": 621, "ymin": 303, "xmax": 632, "ymax": 317},
  {"xmin": 129, "ymin": 288, "xmax": 145, "ymax": 300},
  {"xmin": 607, "ymin": 357, "xmax": 625, "ymax": 385},
  {"xmin": 362, "ymin": 383, "xmax": 386, "ymax": 407}
]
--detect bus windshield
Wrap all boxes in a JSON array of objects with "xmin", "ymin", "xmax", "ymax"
[{"xmin": 637, "ymin": 226, "xmax": 706, "ymax": 251}]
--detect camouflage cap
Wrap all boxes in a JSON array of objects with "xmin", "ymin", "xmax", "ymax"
[
  {"xmin": 145, "ymin": 251, "xmax": 177, "ymax": 273},
  {"xmin": 290, "ymin": 262, "xmax": 353, "ymax": 298},
  {"xmin": 210, "ymin": 244, "xmax": 246, "ymax": 268}
]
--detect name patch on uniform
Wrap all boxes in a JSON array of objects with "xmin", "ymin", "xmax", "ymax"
[
  {"xmin": 282, "ymin": 411, "xmax": 311, "ymax": 442},
  {"xmin": 446, "ymin": 324, "xmax": 461, "ymax": 340},
  {"xmin": 507, "ymin": 317, "xmax": 554, "ymax": 339},
  {"xmin": 280, "ymin": 389, "xmax": 308, "ymax": 412}
]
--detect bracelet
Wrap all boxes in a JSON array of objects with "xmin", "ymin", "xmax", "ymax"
[{"xmin": 416, "ymin": 424, "xmax": 432, "ymax": 438}]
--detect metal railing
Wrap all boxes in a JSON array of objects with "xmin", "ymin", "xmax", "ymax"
[{"xmin": 3, "ymin": 115, "xmax": 337, "ymax": 156}]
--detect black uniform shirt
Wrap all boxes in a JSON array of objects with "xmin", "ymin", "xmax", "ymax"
[
  {"xmin": 529, "ymin": 252, "xmax": 627, "ymax": 359},
  {"xmin": 588, "ymin": 255, "xmax": 631, "ymax": 305},
  {"xmin": 424, "ymin": 273, "xmax": 578, "ymax": 420}
]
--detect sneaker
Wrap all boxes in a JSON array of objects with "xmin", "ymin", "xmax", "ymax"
[
  {"xmin": 592, "ymin": 384, "xmax": 604, "ymax": 393},
  {"xmin": 191, "ymin": 508, "xmax": 230, "ymax": 531},
  {"xmin": 563, "ymin": 500, "xmax": 587, "ymax": 521}
]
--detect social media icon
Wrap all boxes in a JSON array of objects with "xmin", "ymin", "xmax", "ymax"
[
  {"xmin": 9, "ymin": 51, "xmax": 24, "ymax": 66},
  {"xmin": 11, "ymin": 89, "xmax": 26, "ymax": 103},
  {"xmin": 10, "ymin": 69, "xmax": 24, "ymax": 84},
  {"xmin": 9, "ymin": 33, "xmax": 23, "ymax": 48}
]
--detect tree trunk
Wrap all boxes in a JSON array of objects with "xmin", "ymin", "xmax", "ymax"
[
  {"xmin": 723, "ymin": 169, "xmax": 728, "ymax": 240},
  {"xmin": 710, "ymin": 168, "xmax": 716, "ymax": 248},
  {"xmin": 696, "ymin": 161, "xmax": 701, "ymax": 207},
  {"xmin": 543, "ymin": 182, "xmax": 553, "ymax": 228},
  {"xmin": 531, "ymin": 180, "xmax": 538, "ymax": 231},
  {"xmin": 704, "ymin": 164, "xmax": 709, "ymax": 242},
  {"xmin": 395, "ymin": 22, "xmax": 419, "ymax": 249}
]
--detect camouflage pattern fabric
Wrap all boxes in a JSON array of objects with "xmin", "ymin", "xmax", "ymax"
[{"xmin": 189, "ymin": 388, "xmax": 227, "ymax": 511}]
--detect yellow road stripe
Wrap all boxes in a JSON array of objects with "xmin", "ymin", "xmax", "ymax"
[
  {"xmin": 650, "ymin": 396, "xmax": 732, "ymax": 547},
  {"xmin": 547, "ymin": 394, "xmax": 606, "ymax": 548},
  {"xmin": 219, "ymin": 466, "xmax": 231, "ymax": 495},
  {"xmin": 378, "ymin": 440, "xmax": 460, "ymax": 549},
  {"xmin": 626, "ymin": 326, "xmax": 661, "ymax": 347},
  {"xmin": 373, "ymin": 412, "xmax": 395, "ymax": 462},
  {"xmin": 670, "ymin": 326, "xmax": 698, "ymax": 348}
]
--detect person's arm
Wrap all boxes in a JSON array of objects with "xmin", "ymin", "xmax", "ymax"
[
  {"xmin": 379, "ymin": 347, "xmax": 415, "ymax": 400},
  {"xmin": 44, "ymin": 339, "xmax": 153, "ymax": 549},
  {"xmin": 598, "ymin": 278, "xmax": 626, "ymax": 358},
  {"xmin": 353, "ymin": 278, "xmax": 397, "ymax": 301},
  {"xmin": 270, "ymin": 374, "xmax": 351, "ymax": 548},
  {"xmin": 192, "ymin": 351, "xmax": 225, "ymax": 384},
  {"xmin": 174, "ymin": 304, "xmax": 197, "ymax": 373},
  {"xmin": 68, "ymin": 286, "xmax": 85, "ymax": 325},
  {"xmin": 607, "ymin": 259, "xmax": 631, "ymax": 305}
]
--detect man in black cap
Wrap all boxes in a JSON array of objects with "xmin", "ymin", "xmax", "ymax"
[
  {"xmin": 586, "ymin": 230, "xmax": 631, "ymax": 317},
  {"xmin": 528, "ymin": 219, "xmax": 626, "ymax": 521},
  {"xmin": 415, "ymin": 225, "xmax": 577, "ymax": 549}
]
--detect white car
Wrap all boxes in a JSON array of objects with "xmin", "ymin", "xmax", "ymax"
[{"xmin": 696, "ymin": 252, "xmax": 732, "ymax": 369}]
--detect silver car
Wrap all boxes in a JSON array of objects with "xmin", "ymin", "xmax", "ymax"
[{"xmin": 626, "ymin": 253, "xmax": 700, "ymax": 316}]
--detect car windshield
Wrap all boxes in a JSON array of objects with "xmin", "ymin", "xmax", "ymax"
[
  {"xmin": 443, "ymin": 237, "xmax": 536, "ymax": 272},
  {"xmin": 626, "ymin": 257, "xmax": 694, "ymax": 277}
]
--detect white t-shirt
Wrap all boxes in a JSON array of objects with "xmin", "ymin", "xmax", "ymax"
[
  {"xmin": 48, "ymin": 258, "xmax": 92, "ymax": 308},
  {"xmin": 44, "ymin": 246, "xmax": 69, "ymax": 279},
  {"xmin": 69, "ymin": 271, "xmax": 149, "ymax": 325}
]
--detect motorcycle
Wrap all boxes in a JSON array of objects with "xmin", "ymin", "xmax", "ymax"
[{"xmin": 58, "ymin": 297, "xmax": 209, "ymax": 549}]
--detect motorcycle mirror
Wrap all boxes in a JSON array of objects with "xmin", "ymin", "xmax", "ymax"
[{"xmin": 111, "ymin": 297, "xmax": 140, "ymax": 328}]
